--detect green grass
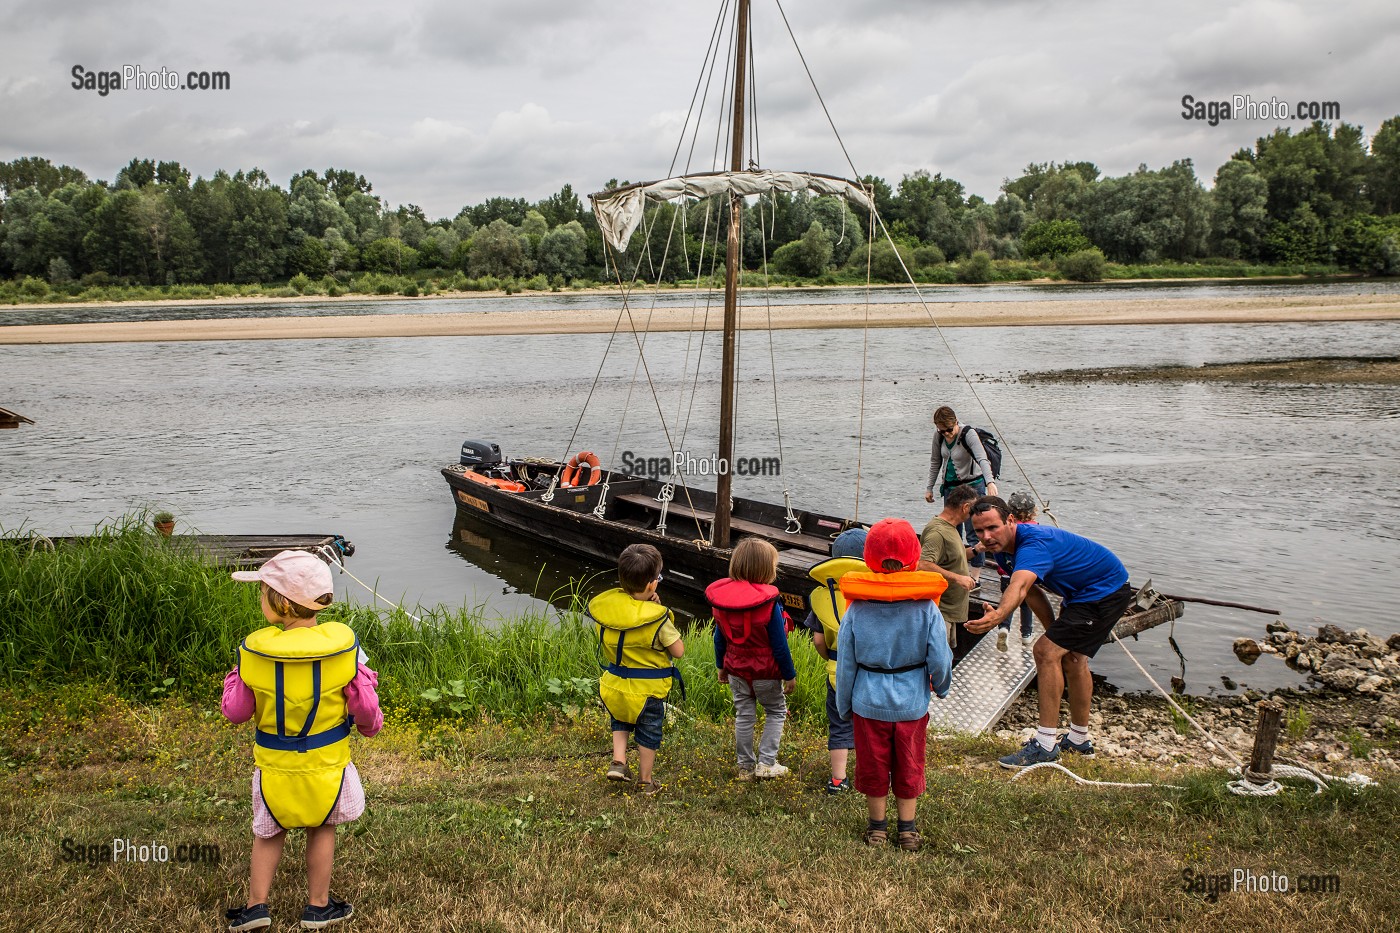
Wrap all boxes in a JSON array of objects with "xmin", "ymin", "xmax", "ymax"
[
  {"xmin": 1, "ymin": 691, "xmax": 1395, "ymax": 931},
  {"xmin": 0, "ymin": 516, "xmax": 828, "ymax": 723}
]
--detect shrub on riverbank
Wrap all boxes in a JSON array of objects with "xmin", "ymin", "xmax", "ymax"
[{"xmin": 0, "ymin": 517, "xmax": 827, "ymax": 721}]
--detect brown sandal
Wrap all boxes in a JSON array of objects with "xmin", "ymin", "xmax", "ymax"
[
  {"xmin": 862, "ymin": 828, "xmax": 888, "ymax": 847},
  {"xmin": 897, "ymin": 830, "xmax": 922, "ymax": 852}
]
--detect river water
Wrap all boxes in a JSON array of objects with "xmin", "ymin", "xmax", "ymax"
[{"xmin": 4, "ymin": 287, "xmax": 1400, "ymax": 695}]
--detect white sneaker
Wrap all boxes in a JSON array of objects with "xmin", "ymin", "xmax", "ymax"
[
  {"xmin": 1021, "ymin": 634, "xmax": 1036, "ymax": 647},
  {"xmin": 996, "ymin": 630, "xmax": 1008, "ymax": 652},
  {"xmin": 754, "ymin": 761, "xmax": 790, "ymax": 779}
]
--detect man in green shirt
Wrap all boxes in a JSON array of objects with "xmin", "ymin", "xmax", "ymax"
[{"xmin": 917, "ymin": 484, "xmax": 980, "ymax": 646}]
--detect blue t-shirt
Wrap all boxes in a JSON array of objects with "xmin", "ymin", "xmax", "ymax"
[{"xmin": 1009, "ymin": 523, "xmax": 1127, "ymax": 605}]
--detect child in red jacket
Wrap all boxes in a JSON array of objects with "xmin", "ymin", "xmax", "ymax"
[{"xmin": 706, "ymin": 538, "xmax": 797, "ymax": 780}]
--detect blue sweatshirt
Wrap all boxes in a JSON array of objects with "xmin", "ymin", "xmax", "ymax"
[{"xmin": 835, "ymin": 597, "xmax": 951, "ymax": 722}]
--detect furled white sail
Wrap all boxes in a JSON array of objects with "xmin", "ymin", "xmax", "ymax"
[{"xmin": 590, "ymin": 170, "xmax": 873, "ymax": 252}]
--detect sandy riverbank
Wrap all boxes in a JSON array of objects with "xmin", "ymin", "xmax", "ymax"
[{"xmin": 3, "ymin": 292, "xmax": 1399, "ymax": 345}]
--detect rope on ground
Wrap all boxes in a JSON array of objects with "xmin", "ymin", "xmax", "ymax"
[
  {"xmin": 1010, "ymin": 761, "xmax": 1183, "ymax": 790},
  {"xmin": 314, "ymin": 545, "xmax": 422, "ymax": 623}
]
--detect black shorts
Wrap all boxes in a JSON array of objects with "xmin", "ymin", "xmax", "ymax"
[{"xmin": 1045, "ymin": 584, "xmax": 1134, "ymax": 658}]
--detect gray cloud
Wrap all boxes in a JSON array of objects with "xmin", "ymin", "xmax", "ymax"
[{"xmin": 2, "ymin": 0, "xmax": 1397, "ymax": 217}]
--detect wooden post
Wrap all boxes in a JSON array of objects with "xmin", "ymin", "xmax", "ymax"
[{"xmin": 1246, "ymin": 700, "xmax": 1284, "ymax": 784}]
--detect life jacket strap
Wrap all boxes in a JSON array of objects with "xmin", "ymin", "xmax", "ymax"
[
  {"xmin": 604, "ymin": 663, "xmax": 687, "ymax": 701},
  {"xmin": 856, "ymin": 661, "xmax": 926, "ymax": 675},
  {"xmin": 255, "ymin": 716, "xmax": 354, "ymax": 754}
]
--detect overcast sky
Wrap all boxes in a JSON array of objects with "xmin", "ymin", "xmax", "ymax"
[{"xmin": 2, "ymin": 0, "xmax": 1396, "ymax": 217}]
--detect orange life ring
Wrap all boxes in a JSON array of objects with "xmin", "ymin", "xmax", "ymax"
[
  {"xmin": 462, "ymin": 471, "xmax": 527, "ymax": 493},
  {"xmin": 560, "ymin": 451, "xmax": 602, "ymax": 487}
]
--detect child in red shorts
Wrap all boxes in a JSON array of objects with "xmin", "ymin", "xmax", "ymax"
[{"xmin": 834, "ymin": 518, "xmax": 953, "ymax": 851}]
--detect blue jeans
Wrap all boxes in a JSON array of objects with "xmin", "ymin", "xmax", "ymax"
[
  {"xmin": 609, "ymin": 696, "xmax": 666, "ymax": 751},
  {"xmin": 996, "ymin": 574, "xmax": 1032, "ymax": 637}
]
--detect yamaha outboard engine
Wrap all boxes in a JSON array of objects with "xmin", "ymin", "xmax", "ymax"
[{"xmin": 460, "ymin": 440, "xmax": 503, "ymax": 469}]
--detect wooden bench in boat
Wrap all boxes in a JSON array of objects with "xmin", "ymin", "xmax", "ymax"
[{"xmin": 614, "ymin": 493, "xmax": 834, "ymax": 554}]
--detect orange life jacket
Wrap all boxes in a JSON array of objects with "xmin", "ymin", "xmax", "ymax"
[{"xmin": 838, "ymin": 570, "xmax": 948, "ymax": 605}]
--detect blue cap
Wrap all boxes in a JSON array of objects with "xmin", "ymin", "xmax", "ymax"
[{"xmin": 831, "ymin": 527, "xmax": 868, "ymax": 559}]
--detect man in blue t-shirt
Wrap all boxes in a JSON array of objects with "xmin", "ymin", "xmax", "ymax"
[{"xmin": 965, "ymin": 496, "xmax": 1133, "ymax": 769}]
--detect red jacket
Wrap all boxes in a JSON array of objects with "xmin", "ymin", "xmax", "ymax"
[{"xmin": 706, "ymin": 578, "xmax": 788, "ymax": 683}]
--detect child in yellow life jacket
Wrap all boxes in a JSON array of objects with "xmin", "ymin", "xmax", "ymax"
[
  {"xmin": 220, "ymin": 551, "xmax": 382, "ymax": 932},
  {"xmin": 834, "ymin": 518, "xmax": 952, "ymax": 853},
  {"xmin": 589, "ymin": 543, "xmax": 684, "ymax": 795},
  {"xmin": 706, "ymin": 538, "xmax": 797, "ymax": 781},
  {"xmin": 801, "ymin": 527, "xmax": 867, "ymax": 794}
]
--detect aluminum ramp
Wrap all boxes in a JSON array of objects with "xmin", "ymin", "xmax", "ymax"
[{"xmin": 927, "ymin": 564, "xmax": 1051, "ymax": 734}]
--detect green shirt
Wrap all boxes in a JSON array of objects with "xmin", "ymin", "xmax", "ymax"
[{"xmin": 919, "ymin": 516, "xmax": 970, "ymax": 624}]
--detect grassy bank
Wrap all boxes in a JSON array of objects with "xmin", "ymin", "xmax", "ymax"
[
  {"xmin": 0, "ymin": 260, "xmax": 1351, "ymax": 306},
  {"xmin": 1, "ymin": 688, "xmax": 1395, "ymax": 931},
  {"xmin": 0, "ymin": 517, "xmax": 827, "ymax": 721},
  {"xmin": 4, "ymin": 519, "xmax": 1397, "ymax": 929}
]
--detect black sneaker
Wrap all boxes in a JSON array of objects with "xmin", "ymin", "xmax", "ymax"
[
  {"xmin": 825, "ymin": 777, "xmax": 852, "ymax": 795},
  {"xmin": 225, "ymin": 903, "xmax": 271, "ymax": 931},
  {"xmin": 301, "ymin": 896, "xmax": 354, "ymax": 930}
]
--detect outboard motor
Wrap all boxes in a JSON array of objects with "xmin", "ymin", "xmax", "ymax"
[{"xmin": 460, "ymin": 440, "xmax": 503, "ymax": 469}]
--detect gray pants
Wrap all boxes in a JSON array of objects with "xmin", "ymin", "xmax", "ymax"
[{"xmin": 730, "ymin": 677, "xmax": 787, "ymax": 769}]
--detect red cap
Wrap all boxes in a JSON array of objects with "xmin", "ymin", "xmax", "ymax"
[{"xmin": 864, "ymin": 517, "xmax": 921, "ymax": 573}]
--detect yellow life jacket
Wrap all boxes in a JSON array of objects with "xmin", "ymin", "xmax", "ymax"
[
  {"xmin": 807, "ymin": 556, "xmax": 867, "ymax": 688},
  {"xmin": 588, "ymin": 588, "xmax": 682, "ymax": 724},
  {"xmin": 238, "ymin": 621, "xmax": 358, "ymax": 829}
]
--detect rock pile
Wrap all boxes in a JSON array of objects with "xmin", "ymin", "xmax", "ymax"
[{"xmin": 1240, "ymin": 623, "xmax": 1400, "ymax": 694}]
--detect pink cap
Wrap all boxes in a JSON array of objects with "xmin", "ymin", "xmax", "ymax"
[
  {"xmin": 232, "ymin": 550, "xmax": 334, "ymax": 611},
  {"xmin": 863, "ymin": 517, "xmax": 922, "ymax": 573}
]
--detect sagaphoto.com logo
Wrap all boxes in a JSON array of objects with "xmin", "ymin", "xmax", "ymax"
[
  {"xmin": 71, "ymin": 64, "xmax": 231, "ymax": 97},
  {"xmin": 1181, "ymin": 93, "xmax": 1340, "ymax": 127}
]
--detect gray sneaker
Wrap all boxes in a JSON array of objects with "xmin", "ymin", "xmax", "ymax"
[
  {"xmin": 998, "ymin": 737, "xmax": 1060, "ymax": 769},
  {"xmin": 606, "ymin": 760, "xmax": 631, "ymax": 782}
]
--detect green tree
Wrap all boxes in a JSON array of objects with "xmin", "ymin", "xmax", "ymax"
[
  {"xmin": 771, "ymin": 221, "xmax": 833, "ymax": 277},
  {"xmin": 1337, "ymin": 214, "xmax": 1400, "ymax": 274},
  {"xmin": 1057, "ymin": 248, "xmax": 1107, "ymax": 281},
  {"xmin": 289, "ymin": 237, "xmax": 331, "ymax": 278},
  {"xmin": 0, "ymin": 157, "xmax": 87, "ymax": 196},
  {"xmin": 1020, "ymin": 219, "xmax": 1092, "ymax": 259},
  {"xmin": 1209, "ymin": 158, "xmax": 1269, "ymax": 259},
  {"xmin": 956, "ymin": 250, "xmax": 994, "ymax": 283},
  {"xmin": 468, "ymin": 219, "xmax": 531, "ymax": 278},
  {"xmin": 288, "ymin": 172, "xmax": 355, "ymax": 245},
  {"xmin": 1367, "ymin": 116, "xmax": 1400, "ymax": 215},
  {"xmin": 536, "ymin": 184, "xmax": 584, "ymax": 228},
  {"xmin": 1263, "ymin": 203, "xmax": 1327, "ymax": 263},
  {"xmin": 361, "ymin": 237, "xmax": 419, "ymax": 274},
  {"xmin": 536, "ymin": 220, "xmax": 589, "ymax": 282},
  {"xmin": 1081, "ymin": 160, "xmax": 1210, "ymax": 262}
]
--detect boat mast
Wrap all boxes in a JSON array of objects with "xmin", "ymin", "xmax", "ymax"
[{"xmin": 714, "ymin": 0, "xmax": 749, "ymax": 549}]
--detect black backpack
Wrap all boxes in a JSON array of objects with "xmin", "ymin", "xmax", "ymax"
[{"xmin": 959, "ymin": 426, "xmax": 1002, "ymax": 479}]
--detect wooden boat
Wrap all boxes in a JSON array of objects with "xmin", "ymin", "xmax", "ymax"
[
  {"xmin": 11, "ymin": 533, "xmax": 355, "ymax": 570},
  {"xmin": 440, "ymin": 1, "xmax": 1183, "ymax": 643}
]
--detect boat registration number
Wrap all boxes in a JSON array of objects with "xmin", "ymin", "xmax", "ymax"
[
  {"xmin": 455, "ymin": 490, "xmax": 490, "ymax": 512},
  {"xmin": 779, "ymin": 591, "xmax": 805, "ymax": 610}
]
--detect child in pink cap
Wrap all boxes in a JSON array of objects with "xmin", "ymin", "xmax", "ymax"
[{"xmin": 221, "ymin": 550, "xmax": 382, "ymax": 932}]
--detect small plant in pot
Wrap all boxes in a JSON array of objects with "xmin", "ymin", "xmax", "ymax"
[{"xmin": 153, "ymin": 511, "xmax": 175, "ymax": 537}]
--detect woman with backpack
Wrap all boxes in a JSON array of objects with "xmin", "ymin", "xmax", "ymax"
[{"xmin": 924, "ymin": 405, "xmax": 1000, "ymax": 567}]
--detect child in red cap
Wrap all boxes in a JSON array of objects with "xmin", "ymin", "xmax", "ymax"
[{"xmin": 834, "ymin": 518, "xmax": 953, "ymax": 851}]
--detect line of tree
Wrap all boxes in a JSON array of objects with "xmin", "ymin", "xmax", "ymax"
[{"xmin": 2, "ymin": 116, "xmax": 1399, "ymax": 290}]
